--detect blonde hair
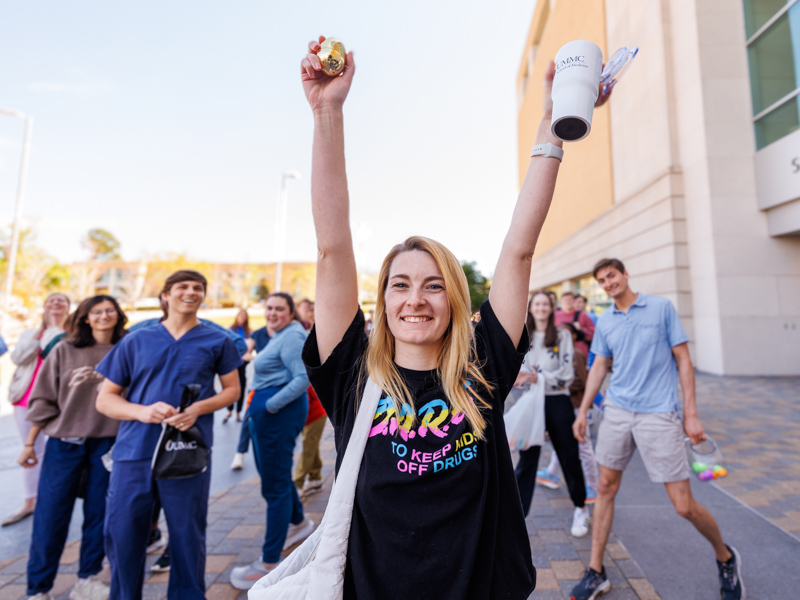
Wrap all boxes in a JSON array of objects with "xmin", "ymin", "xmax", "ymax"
[
  {"xmin": 40, "ymin": 293, "xmax": 70, "ymax": 331},
  {"xmin": 363, "ymin": 236, "xmax": 494, "ymax": 439}
]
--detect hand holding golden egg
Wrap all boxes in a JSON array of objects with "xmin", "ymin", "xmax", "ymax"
[{"xmin": 317, "ymin": 38, "xmax": 346, "ymax": 77}]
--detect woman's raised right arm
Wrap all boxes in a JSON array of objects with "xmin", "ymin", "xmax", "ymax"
[{"xmin": 301, "ymin": 36, "xmax": 358, "ymax": 363}]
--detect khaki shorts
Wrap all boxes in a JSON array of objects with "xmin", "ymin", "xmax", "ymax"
[{"xmin": 595, "ymin": 403, "xmax": 691, "ymax": 483}]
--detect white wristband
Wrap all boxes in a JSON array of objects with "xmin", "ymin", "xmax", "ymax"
[{"xmin": 530, "ymin": 143, "xmax": 564, "ymax": 162}]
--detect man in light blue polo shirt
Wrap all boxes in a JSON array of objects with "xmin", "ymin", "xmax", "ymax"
[{"xmin": 569, "ymin": 258, "xmax": 743, "ymax": 600}]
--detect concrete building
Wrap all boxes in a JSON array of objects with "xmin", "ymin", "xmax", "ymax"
[{"xmin": 517, "ymin": 0, "xmax": 800, "ymax": 376}]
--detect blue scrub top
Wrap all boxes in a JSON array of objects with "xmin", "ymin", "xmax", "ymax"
[
  {"xmin": 96, "ymin": 322, "xmax": 243, "ymax": 461},
  {"xmin": 250, "ymin": 326, "xmax": 271, "ymax": 353}
]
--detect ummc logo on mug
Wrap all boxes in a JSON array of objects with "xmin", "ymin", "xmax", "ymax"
[
  {"xmin": 166, "ymin": 440, "xmax": 198, "ymax": 451},
  {"xmin": 555, "ymin": 55, "xmax": 587, "ymax": 72}
]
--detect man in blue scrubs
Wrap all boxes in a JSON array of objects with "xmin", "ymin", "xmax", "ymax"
[{"xmin": 96, "ymin": 270, "xmax": 242, "ymax": 600}]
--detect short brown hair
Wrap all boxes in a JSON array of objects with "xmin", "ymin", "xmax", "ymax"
[
  {"xmin": 161, "ymin": 270, "xmax": 207, "ymax": 295},
  {"xmin": 592, "ymin": 258, "xmax": 626, "ymax": 279},
  {"xmin": 160, "ymin": 270, "xmax": 208, "ymax": 317},
  {"xmin": 561, "ymin": 291, "xmax": 575, "ymax": 299}
]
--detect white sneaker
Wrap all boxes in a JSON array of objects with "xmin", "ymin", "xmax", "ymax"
[
  {"xmin": 283, "ymin": 518, "xmax": 315, "ymax": 550},
  {"xmin": 298, "ymin": 479, "xmax": 323, "ymax": 499},
  {"xmin": 230, "ymin": 560, "xmax": 273, "ymax": 590},
  {"xmin": 69, "ymin": 576, "xmax": 110, "ymax": 600},
  {"xmin": 28, "ymin": 594, "xmax": 52, "ymax": 600},
  {"xmin": 230, "ymin": 452, "xmax": 245, "ymax": 470},
  {"xmin": 571, "ymin": 506, "xmax": 591, "ymax": 538}
]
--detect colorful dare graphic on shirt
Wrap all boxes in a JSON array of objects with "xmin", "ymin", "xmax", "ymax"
[{"xmin": 369, "ymin": 395, "xmax": 479, "ymax": 476}]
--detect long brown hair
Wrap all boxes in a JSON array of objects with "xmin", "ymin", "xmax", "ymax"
[
  {"xmin": 525, "ymin": 291, "xmax": 558, "ymax": 348},
  {"xmin": 67, "ymin": 295, "xmax": 127, "ymax": 348},
  {"xmin": 364, "ymin": 236, "xmax": 494, "ymax": 439},
  {"xmin": 231, "ymin": 309, "xmax": 251, "ymax": 337}
]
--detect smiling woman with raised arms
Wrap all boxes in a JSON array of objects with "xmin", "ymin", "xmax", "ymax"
[{"xmin": 267, "ymin": 36, "xmax": 610, "ymax": 600}]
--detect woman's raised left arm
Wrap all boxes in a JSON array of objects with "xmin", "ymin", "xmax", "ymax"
[
  {"xmin": 490, "ymin": 62, "xmax": 611, "ymax": 345},
  {"xmin": 488, "ymin": 63, "xmax": 562, "ymax": 346}
]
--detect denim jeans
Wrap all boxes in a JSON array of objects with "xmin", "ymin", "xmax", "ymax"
[
  {"xmin": 236, "ymin": 410, "xmax": 251, "ymax": 453},
  {"xmin": 249, "ymin": 386, "xmax": 308, "ymax": 563},
  {"xmin": 27, "ymin": 437, "xmax": 114, "ymax": 595}
]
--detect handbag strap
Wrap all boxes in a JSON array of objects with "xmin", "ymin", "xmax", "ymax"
[
  {"xmin": 179, "ymin": 383, "xmax": 201, "ymax": 413},
  {"xmin": 310, "ymin": 377, "xmax": 382, "ymax": 578}
]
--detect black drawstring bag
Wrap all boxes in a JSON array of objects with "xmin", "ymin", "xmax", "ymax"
[{"xmin": 151, "ymin": 384, "xmax": 210, "ymax": 480}]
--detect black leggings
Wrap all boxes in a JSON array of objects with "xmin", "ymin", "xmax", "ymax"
[
  {"xmin": 515, "ymin": 393, "xmax": 586, "ymax": 516},
  {"xmin": 227, "ymin": 364, "xmax": 248, "ymax": 413}
]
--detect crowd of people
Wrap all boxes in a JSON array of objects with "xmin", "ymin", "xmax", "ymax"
[
  {"xmin": 0, "ymin": 35, "xmax": 743, "ymax": 600},
  {"xmin": 1, "ymin": 274, "xmax": 326, "ymax": 600}
]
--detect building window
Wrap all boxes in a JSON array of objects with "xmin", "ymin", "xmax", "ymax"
[{"xmin": 745, "ymin": 0, "xmax": 800, "ymax": 149}]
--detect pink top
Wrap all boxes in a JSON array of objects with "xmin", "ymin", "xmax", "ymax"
[
  {"xmin": 16, "ymin": 354, "xmax": 43, "ymax": 408},
  {"xmin": 555, "ymin": 310, "xmax": 596, "ymax": 357}
]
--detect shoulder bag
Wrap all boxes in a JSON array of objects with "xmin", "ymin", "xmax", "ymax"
[{"xmin": 248, "ymin": 377, "xmax": 382, "ymax": 600}]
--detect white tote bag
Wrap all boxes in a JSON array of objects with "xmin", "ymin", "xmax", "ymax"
[
  {"xmin": 504, "ymin": 376, "xmax": 546, "ymax": 451},
  {"xmin": 248, "ymin": 378, "xmax": 382, "ymax": 600}
]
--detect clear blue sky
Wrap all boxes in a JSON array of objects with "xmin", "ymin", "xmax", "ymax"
[{"xmin": 0, "ymin": 1, "xmax": 538, "ymax": 275}]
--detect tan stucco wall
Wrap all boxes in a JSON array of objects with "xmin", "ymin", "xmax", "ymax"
[{"xmin": 517, "ymin": 0, "xmax": 614, "ymax": 256}]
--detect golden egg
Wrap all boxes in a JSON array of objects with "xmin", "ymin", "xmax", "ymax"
[{"xmin": 317, "ymin": 38, "xmax": 346, "ymax": 76}]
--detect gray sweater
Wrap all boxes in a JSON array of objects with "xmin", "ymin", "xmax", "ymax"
[{"xmin": 27, "ymin": 341, "xmax": 120, "ymax": 438}]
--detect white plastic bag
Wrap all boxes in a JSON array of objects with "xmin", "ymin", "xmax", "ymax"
[{"xmin": 504, "ymin": 376, "xmax": 546, "ymax": 451}]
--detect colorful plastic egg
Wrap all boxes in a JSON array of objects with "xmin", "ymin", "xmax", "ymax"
[
  {"xmin": 714, "ymin": 467, "xmax": 728, "ymax": 478},
  {"xmin": 698, "ymin": 469, "xmax": 715, "ymax": 481},
  {"xmin": 692, "ymin": 462, "xmax": 708, "ymax": 473}
]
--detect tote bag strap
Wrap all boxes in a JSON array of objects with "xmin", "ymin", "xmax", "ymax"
[{"xmin": 309, "ymin": 377, "xmax": 382, "ymax": 582}]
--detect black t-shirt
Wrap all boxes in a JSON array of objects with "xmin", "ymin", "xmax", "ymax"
[{"xmin": 303, "ymin": 300, "xmax": 536, "ymax": 600}]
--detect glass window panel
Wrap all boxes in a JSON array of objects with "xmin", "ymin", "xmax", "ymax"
[
  {"xmin": 743, "ymin": 0, "xmax": 792, "ymax": 38},
  {"xmin": 754, "ymin": 94, "xmax": 800, "ymax": 148},
  {"xmin": 748, "ymin": 8, "xmax": 800, "ymax": 114},
  {"xmin": 790, "ymin": 2, "xmax": 800, "ymax": 84}
]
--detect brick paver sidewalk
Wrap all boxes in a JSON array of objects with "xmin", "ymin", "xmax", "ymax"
[
  {"xmin": 0, "ymin": 374, "xmax": 795, "ymax": 598},
  {"xmin": 0, "ymin": 424, "xmax": 661, "ymax": 600},
  {"xmin": 695, "ymin": 373, "xmax": 800, "ymax": 538}
]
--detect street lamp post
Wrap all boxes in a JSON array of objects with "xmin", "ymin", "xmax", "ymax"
[
  {"xmin": 273, "ymin": 171, "xmax": 300, "ymax": 294},
  {"xmin": 0, "ymin": 108, "xmax": 34, "ymax": 330}
]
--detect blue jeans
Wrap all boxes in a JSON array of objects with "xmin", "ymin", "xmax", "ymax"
[
  {"xmin": 27, "ymin": 437, "xmax": 114, "ymax": 595},
  {"xmin": 105, "ymin": 458, "xmax": 211, "ymax": 600},
  {"xmin": 237, "ymin": 409, "xmax": 251, "ymax": 453},
  {"xmin": 249, "ymin": 387, "xmax": 308, "ymax": 563}
]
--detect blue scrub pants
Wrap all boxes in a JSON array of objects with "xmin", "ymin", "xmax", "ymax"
[
  {"xmin": 249, "ymin": 387, "xmax": 307, "ymax": 563},
  {"xmin": 27, "ymin": 437, "xmax": 113, "ymax": 595},
  {"xmin": 105, "ymin": 458, "xmax": 211, "ymax": 600}
]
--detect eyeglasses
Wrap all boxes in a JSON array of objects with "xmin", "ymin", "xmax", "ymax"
[{"xmin": 89, "ymin": 308, "xmax": 118, "ymax": 317}]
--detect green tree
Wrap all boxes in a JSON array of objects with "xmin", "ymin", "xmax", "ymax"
[
  {"xmin": 83, "ymin": 228, "xmax": 121, "ymax": 260},
  {"xmin": 0, "ymin": 226, "xmax": 72, "ymax": 311},
  {"xmin": 461, "ymin": 261, "xmax": 489, "ymax": 312}
]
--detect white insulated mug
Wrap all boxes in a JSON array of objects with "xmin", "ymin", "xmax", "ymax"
[{"xmin": 551, "ymin": 40, "xmax": 603, "ymax": 142}]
